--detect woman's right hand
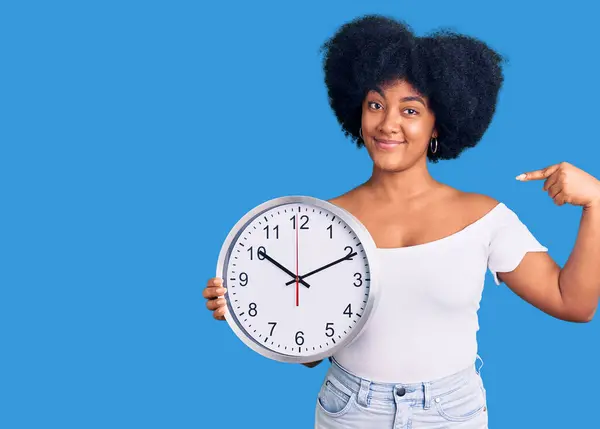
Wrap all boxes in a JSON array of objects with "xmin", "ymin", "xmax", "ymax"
[{"xmin": 203, "ymin": 277, "xmax": 228, "ymax": 320}]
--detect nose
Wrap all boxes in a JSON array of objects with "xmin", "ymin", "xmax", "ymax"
[{"xmin": 378, "ymin": 110, "xmax": 403, "ymax": 136}]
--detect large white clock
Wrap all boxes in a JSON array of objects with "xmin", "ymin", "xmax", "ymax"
[{"xmin": 216, "ymin": 195, "xmax": 380, "ymax": 364}]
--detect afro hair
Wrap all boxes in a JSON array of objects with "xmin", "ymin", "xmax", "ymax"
[{"xmin": 319, "ymin": 14, "xmax": 506, "ymax": 162}]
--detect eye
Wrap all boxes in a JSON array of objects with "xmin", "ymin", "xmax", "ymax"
[
  {"xmin": 368, "ymin": 101, "xmax": 383, "ymax": 110},
  {"xmin": 404, "ymin": 108, "xmax": 419, "ymax": 116}
]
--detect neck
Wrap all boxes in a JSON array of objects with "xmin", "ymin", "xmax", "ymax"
[{"xmin": 364, "ymin": 161, "xmax": 440, "ymax": 204}]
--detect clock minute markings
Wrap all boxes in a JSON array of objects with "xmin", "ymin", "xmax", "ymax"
[{"xmin": 231, "ymin": 204, "xmax": 371, "ymax": 358}]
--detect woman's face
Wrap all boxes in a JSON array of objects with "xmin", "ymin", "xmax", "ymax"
[{"xmin": 361, "ymin": 79, "xmax": 437, "ymax": 172}]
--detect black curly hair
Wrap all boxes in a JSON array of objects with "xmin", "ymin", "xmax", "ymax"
[{"xmin": 319, "ymin": 14, "xmax": 506, "ymax": 162}]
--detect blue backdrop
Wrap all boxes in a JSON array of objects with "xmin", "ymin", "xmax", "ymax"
[{"xmin": 2, "ymin": 1, "xmax": 599, "ymax": 427}]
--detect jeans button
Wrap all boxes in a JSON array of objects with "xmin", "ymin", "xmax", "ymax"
[{"xmin": 396, "ymin": 387, "xmax": 406, "ymax": 397}]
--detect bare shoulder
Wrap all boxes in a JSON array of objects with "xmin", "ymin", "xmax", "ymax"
[
  {"xmin": 450, "ymin": 190, "xmax": 501, "ymax": 225},
  {"xmin": 327, "ymin": 186, "xmax": 364, "ymax": 213},
  {"xmin": 460, "ymin": 192, "xmax": 500, "ymax": 213}
]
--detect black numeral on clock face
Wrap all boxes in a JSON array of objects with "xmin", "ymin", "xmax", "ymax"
[
  {"xmin": 290, "ymin": 215, "xmax": 309, "ymax": 230},
  {"xmin": 295, "ymin": 331, "xmax": 304, "ymax": 345},
  {"xmin": 249, "ymin": 302, "xmax": 257, "ymax": 317},
  {"xmin": 353, "ymin": 272, "xmax": 362, "ymax": 287},
  {"xmin": 327, "ymin": 224, "xmax": 333, "ymax": 239},
  {"xmin": 343, "ymin": 303, "xmax": 353, "ymax": 318},
  {"xmin": 239, "ymin": 272, "xmax": 248, "ymax": 286},
  {"xmin": 325, "ymin": 322, "xmax": 335, "ymax": 337},
  {"xmin": 263, "ymin": 225, "xmax": 279, "ymax": 239},
  {"xmin": 248, "ymin": 246, "xmax": 266, "ymax": 261},
  {"xmin": 268, "ymin": 322, "xmax": 277, "ymax": 336}
]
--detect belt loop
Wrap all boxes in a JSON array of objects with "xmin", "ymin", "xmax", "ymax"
[
  {"xmin": 357, "ymin": 378, "xmax": 370, "ymax": 407},
  {"xmin": 423, "ymin": 382, "xmax": 431, "ymax": 410}
]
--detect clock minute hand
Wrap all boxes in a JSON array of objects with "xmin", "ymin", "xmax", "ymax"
[
  {"xmin": 257, "ymin": 249, "xmax": 311, "ymax": 289},
  {"xmin": 285, "ymin": 250, "xmax": 358, "ymax": 285}
]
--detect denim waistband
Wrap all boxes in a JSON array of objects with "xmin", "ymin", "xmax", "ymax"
[{"xmin": 327, "ymin": 356, "xmax": 482, "ymax": 408}]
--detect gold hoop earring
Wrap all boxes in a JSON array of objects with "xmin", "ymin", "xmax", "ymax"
[{"xmin": 430, "ymin": 137, "xmax": 438, "ymax": 154}]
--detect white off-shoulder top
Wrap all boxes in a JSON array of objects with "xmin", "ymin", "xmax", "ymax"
[{"xmin": 333, "ymin": 203, "xmax": 548, "ymax": 383}]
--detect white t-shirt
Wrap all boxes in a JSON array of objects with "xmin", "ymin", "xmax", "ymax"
[{"xmin": 333, "ymin": 202, "xmax": 548, "ymax": 383}]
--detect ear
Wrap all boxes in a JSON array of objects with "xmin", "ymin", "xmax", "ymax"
[{"xmin": 432, "ymin": 128, "xmax": 438, "ymax": 139}]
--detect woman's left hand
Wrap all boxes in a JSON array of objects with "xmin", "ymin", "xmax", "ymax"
[{"xmin": 516, "ymin": 162, "xmax": 600, "ymax": 209}]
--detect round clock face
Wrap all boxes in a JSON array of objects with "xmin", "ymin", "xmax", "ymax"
[{"xmin": 216, "ymin": 196, "xmax": 379, "ymax": 363}]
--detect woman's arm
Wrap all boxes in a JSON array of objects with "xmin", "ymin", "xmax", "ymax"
[
  {"xmin": 499, "ymin": 203, "xmax": 600, "ymax": 322},
  {"xmin": 499, "ymin": 162, "xmax": 600, "ymax": 322},
  {"xmin": 557, "ymin": 203, "xmax": 600, "ymax": 320}
]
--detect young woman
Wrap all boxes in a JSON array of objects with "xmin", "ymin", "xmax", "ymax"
[{"xmin": 202, "ymin": 14, "xmax": 600, "ymax": 428}]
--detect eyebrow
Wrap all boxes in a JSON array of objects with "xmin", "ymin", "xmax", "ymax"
[{"xmin": 372, "ymin": 88, "xmax": 427, "ymax": 107}]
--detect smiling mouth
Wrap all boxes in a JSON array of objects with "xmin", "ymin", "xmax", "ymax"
[{"xmin": 374, "ymin": 138, "xmax": 407, "ymax": 150}]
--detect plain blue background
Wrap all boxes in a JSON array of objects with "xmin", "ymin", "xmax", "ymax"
[{"xmin": 2, "ymin": 0, "xmax": 600, "ymax": 427}]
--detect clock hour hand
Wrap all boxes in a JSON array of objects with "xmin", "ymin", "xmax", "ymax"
[
  {"xmin": 257, "ymin": 248, "xmax": 311, "ymax": 288},
  {"xmin": 285, "ymin": 247, "xmax": 358, "ymax": 286}
]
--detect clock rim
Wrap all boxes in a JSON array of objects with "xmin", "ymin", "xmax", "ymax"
[{"xmin": 215, "ymin": 195, "xmax": 380, "ymax": 364}]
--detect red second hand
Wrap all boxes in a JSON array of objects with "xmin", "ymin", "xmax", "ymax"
[{"xmin": 295, "ymin": 213, "xmax": 299, "ymax": 307}]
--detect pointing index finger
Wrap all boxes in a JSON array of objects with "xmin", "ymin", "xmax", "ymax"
[{"xmin": 516, "ymin": 164, "xmax": 560, "ymax": 181}]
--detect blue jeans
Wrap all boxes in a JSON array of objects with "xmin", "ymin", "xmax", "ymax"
[{"xmin": 315, "ymin": 356, "xmax": 488, "ymax": 428}]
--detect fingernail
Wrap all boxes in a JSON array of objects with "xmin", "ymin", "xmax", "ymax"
[{"xmin": 515, "ymin": 174, "xmax": 526, "ymax": 181}]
